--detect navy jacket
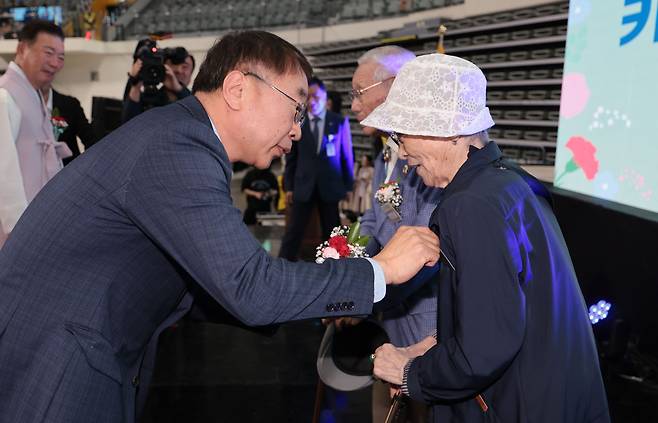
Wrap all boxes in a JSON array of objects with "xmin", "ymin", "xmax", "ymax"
[
  {"xmin": 0, "ymin": 96, "xmax": 374, "ymax": 423},
  {"xmin": 283, "ymin": 110, "xmax": 354, "ymax": 202},
  {"xmin": 406, "ymin": 142, "xmax": 610, "ymax": 423}
]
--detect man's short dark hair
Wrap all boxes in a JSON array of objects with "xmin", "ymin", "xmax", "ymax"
[
  {"xmin": 18, "ymin": 19, "xmax": 64, "ymax": 43},
  {"xmin": 309, "ymin": 76, "xmax": 326, "ymax": 92},
  {"xmin": 193, "ymin": 30, "xmax": 312, "ymax": 93}
]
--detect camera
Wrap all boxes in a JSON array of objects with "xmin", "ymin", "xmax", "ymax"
[{"xmin": 134, "ymin": 39, "xmax": 166, "ymax": 87}]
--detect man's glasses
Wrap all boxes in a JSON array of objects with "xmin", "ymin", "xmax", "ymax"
[
  {"xmin": 349, "ymin": 76, "xmax": 395, "ymax": 102},
  {"xmin": 242, "ymin": 71, "xmax": 307, "ymax": 125},
  {"xmin": 389, "ymin": 131, "xmax": 404, "ymax": 148}
]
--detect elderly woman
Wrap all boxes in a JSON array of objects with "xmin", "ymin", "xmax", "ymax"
[{"xmin": 363, "ymin": 54, "xmax": 610, "ymax": 423}]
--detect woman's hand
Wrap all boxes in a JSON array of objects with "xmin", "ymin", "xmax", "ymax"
[{"xmin": 373, "ymin": 336, "xmax": 436, "ymax": 385}]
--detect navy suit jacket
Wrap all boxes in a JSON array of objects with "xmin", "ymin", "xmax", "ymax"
[
  {"xmin": 0, "ymin": 96, "xmax": 374, "ymax": 423},
  {"xmin": 283, "ymin": 110, "xmax": 354, "ymax": 202}
]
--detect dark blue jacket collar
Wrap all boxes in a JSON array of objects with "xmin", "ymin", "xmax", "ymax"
[{"xmin": 441, "ymin": 141, "xmax": 503, "ymax": 200}]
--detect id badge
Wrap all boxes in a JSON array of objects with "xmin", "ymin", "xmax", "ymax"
[
  {"xmin": 382, "ymin": 203, "xmax": 401, "ymax": 222},
  {"xmin": 325, "ymin": 142, "xmax": 336, "ymax": 157}
]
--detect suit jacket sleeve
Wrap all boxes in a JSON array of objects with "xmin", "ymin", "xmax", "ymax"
[
  {"xmin": 68, "ymin": 96, "xmax": 97, "ymax": 148},
  {"xmin": 406, "ymin": 193, "xmax": 526, "ymax": 403},
  {"xmin": 339, "ymin": 116, "xmax": 354, "ymax": 192},
  {"xmin": 124, "ymin": 123, "xmax": 374, "ymax": 326},
  {"xmin": 283, "ymin": 140, "xmax": 298, "ymax": 192}
]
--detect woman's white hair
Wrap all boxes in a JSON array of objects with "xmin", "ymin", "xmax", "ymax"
[{"xmin": 357, "ymin": 46, "xmax": 417, "ymax": 82}]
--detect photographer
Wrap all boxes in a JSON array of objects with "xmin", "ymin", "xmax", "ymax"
[
  {"xmin": 122, "ymin": 41, "xmax": 195, "ymax": 123},
  {"xmin": 241, "ymin": 164, "xmax": 279, "ymax": 225}
]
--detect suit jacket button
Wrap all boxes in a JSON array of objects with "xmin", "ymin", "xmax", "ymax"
[
  {"xmin": 132, "ymin": 376, "xmax": 139, "ymax": 387},
  {"xmin": 340, "ymin": 302, "xmax": 348, "ymax": 311},
  {"xmin": 326, "ymin": 304, "xmax": 334, "ymax": 312},
  {"xmin": 347, "ymin": 301, "xmax": 355, "ymax": 310}
]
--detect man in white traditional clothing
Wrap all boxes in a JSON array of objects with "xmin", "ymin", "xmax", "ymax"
[{"xmin": 0, "ymin": 19, "xmax": 71, "ymax": 248}]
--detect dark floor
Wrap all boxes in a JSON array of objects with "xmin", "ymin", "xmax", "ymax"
[
  {"xmin": 141, "ymin": 320, "xmax": 371, "ymax": 423},
  {"xmin": 140, "ymin": 318, "xmax": 658, "ymax": 423},
  {"xmin": 140, "ymin": 217, "xmax": 658, "ymax": 423}
]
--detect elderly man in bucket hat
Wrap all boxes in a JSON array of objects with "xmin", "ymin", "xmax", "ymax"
[{"xmin": 366, "ymin": 54, "xmax": 610, "ymax": 423}]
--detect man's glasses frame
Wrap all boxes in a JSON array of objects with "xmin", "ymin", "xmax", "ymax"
[
  {"xmin": 242, "ymin": 71, "xmax": 307, "ymax": 126},
  {"xmin": 389, "ymin": 131, "xmax": 404, "ymax": 148},
  {"xmin": 349, "ymin": 76, "xmax": 395, "ymax": 102}
]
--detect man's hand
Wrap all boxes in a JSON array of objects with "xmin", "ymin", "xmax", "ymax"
[
  {"xmin": 285, "ymin": 191, "xmax": 293, "ymax": 205},
  {"xmin": 129, "ymin": 59, "xmax": 143, "ymax": 78},
  {"xmin": 128, "ymin": 82, "xmax": 143, "ymax": 102},
  {"xmin": 163, "ymin": 64, "xmax": 183, "ymax": 93},
  {"xmin": 373, "ymin": 226, "xmax": 440, "ymax": 284},
  {"xmin": 373, "ymin": 336, "xmax": 436, "ymax": 386}
]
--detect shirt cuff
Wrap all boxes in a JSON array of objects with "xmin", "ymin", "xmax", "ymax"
[
  {"xmin": 365, "ymin": 258, "xmax": 386, "ymax": 302},
  {"xmin": 401, "ymin": 358, "xmax": 415, "ymax": 397}
]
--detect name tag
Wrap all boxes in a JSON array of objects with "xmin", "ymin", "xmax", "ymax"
[
  {"xmin": 382, "ymin": 203, "xmax": 401, "ymax": 222},
  {"xmin": 325, "ymin": 142, "xmax": 336, "ymax": 157}
]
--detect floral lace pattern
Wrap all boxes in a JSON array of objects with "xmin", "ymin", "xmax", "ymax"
[{"xmin": 361, "ymin": 54, "xmax": 495, "ymax": 137}]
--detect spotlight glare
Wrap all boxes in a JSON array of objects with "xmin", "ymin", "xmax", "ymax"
[{"xmin": 588, "ymin": 300, "xmax": 612, "ymax": 325}]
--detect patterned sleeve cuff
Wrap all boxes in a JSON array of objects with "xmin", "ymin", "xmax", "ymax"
[{"xmin": 401, "ymin": 358, "xmax": 415, "ymax": 397}]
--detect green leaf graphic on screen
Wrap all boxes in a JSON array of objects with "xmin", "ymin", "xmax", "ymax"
[{"xmin": 555, "ymin": 158, "xmax": 579, "ymax": 185}]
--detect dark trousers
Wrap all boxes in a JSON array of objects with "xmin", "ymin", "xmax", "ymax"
[{"xmin": 278, "ymin": 190, "xmax": 340, "ymax": 261}]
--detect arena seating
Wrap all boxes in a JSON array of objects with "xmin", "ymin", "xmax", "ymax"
[
  {"xmin": 305, "ymin": 1, "xmax": 568, "ymax": 164},
  {"xmin": 123, "ymin": 0, "xmax": 464, "ymax": 39}
]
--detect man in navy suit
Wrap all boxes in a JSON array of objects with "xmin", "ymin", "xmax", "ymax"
[
  {"xmin": 279, "ymin": 77, "xmax": 354, "ymax": 260},
  {"xmin": 0, "ymin": 31, "xmax": 440, "ymax": 423}
]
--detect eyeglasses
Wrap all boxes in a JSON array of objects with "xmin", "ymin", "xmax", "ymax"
[
  {"xmin": 349, "ymin": 76, "xmax": 395, "ymax": 102},
  {"xmin": 390, "ymin": 131, "xmax": 460, "ymax": 147},
  {"xmin": 242, "ymin": 71, "xmax": 307, "ymax": 125}
]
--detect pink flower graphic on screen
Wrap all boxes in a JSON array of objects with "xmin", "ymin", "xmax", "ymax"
[
  {"xmin": 555, "ymin": 136, "xmax": 599, "ymax": 184},
  {"xmin": 560, "ymin": 73, "xmax": 590, "ymax": 118}
]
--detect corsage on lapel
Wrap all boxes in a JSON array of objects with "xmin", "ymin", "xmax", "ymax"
[
  {"xmin": 376, "ymin": 181, "xmax": 402, "ymax": 222},
  {"xmin": 51, "ymin": 107, "xmax": 68, "ymax": 141}
]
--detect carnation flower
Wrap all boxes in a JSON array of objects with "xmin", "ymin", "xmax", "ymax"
[{"xmin": 315, "ymin": 222, "xmax": 370, "ymax": 264}]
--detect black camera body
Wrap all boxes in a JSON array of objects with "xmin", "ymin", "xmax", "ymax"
[
  {"xmin": 137, "ymin": 45, "xmax": 166, "ymax": 88},
  {"xmin": 130, "ymin": 40, "xmax": 191, "ymax": 110}
]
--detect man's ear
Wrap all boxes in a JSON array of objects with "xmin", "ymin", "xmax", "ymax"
[
  {"xmin": 15, "ymin": 41, "xmax": 27, "ymax": 62},
  {"xmin": 221, "ymin": 70, "xmax": 245, "ymax": 111}
]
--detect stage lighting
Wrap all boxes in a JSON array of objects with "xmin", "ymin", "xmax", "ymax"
[{"xmin": 589, "ymin": 300, "xmax": 612, "ymax": 324}]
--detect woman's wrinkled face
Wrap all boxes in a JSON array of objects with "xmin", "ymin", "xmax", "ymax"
[{"xmin": 397, "ymin": 134, "xmax": 464, "ymax": 188}]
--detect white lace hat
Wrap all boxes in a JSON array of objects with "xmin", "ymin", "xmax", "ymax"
[{"xmin": 360, "ymin": 53, "xmax": 495, "ymax": 137}]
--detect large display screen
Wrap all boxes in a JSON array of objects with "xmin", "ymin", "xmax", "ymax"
[
  {"xmin": 555, "ymin": 0, "xmax": 658, "ymax": 216},
  {"xmin": 11, "ymin": 7, "xmax": 63, "ymax": 25}
]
